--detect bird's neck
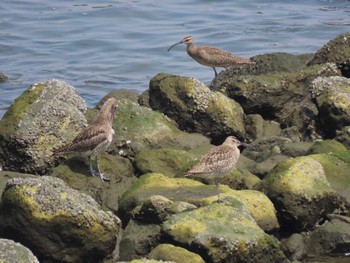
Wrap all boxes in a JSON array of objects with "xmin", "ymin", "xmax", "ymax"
[{"xmin": 186, "ymin": 43, "xmax": 195, "ymax": 53}]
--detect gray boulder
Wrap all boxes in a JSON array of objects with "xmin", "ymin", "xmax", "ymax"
[
  {"xmin": 0, "ymin": 79, "xmax": 87, "ymax": 174},
  {"xmin": 0, "ymin": 238, "xmax": 39, "ymax": 263}
]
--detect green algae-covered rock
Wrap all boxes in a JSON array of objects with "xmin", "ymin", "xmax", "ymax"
[
  {"xmin": 149, "ymin": 73, "xmax": 246, "ymax": 141},
  {"xmin": 212, "ymin": 63, "xmax": 341, "ymax": 138},
  {"xmin": 148, "ymin": 244, "xmax": 205, "ymax": 263},
  {"xmin": 119, "ymin": 173, "xmax": 279, "ymax": 232},
  {"xmin": 162, "ymin": 198, "xmax": 287, "ymax": 263},
  {"xmin": 257, "ymin": 156, "xmax": 342, "ymax": 231},
  {"xmin": 49, "ymin": 153, "xmax": 137, "ymax": 213},
  {"xmin": 107, "ymin": 98, "xmax": 209, "ymax": 156},
  {"xmin": 310, "ymin": 76, "xmax": 350, "ymax": 136},
  {"xmin": 309, "ymin": 150, "xmax": 350, "ymax": 205},
  {"xmin": 0, "ymin": 79, "xmax": 87, "ymax": 174},
  {"xmin": 0, "ymin": 176, "xmax": 120, "ymax": 263},
  {"xmin": 134, "ymin": 148, "xmax": 196, "ymax": 177},
  {"xmin": 0, "ymin": 238, "xmax": 39, "ymax": 263},
  {"xmin": 308, "ymin": 139, "xmax": 348, "ymax": 154},
  {"xmin": 117, "ymin": 260, "xmax": 173, "ymax": 263},
  {"xmin": 119, "ymin": 220, "xmax": 161, "ymax": 261}
]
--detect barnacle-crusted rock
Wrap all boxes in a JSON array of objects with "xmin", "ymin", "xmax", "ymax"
[
  {"xmin": 149, "ymin": 73, "xmax": 246, "ymax": 142},
  {"xmin": 0, "ymin": 79, "xmax": 87, "ymax": 174},
  {"xmin": 0, "ymin": 176, "xmax": 120, "ymax": 263},
  {"xmin": 256, "ymin": 156, "xmax": 342, "ymax": 231},
  {"xmin": 0, "ymin": 238, "xmax": 39, "ymax": 263},
  {"xmin": 310, "ymin": 76, "xmax": 350, "ymax": 137},
  {"xmin": 161, "ymin": 198, "xmax": 286, "ymax": 263}
]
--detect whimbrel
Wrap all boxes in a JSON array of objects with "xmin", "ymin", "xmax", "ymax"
[
  {"xmin": 55, "ymin": 97, "xmax": 118, "ymax": 182},
  {"xmin": 168, "ymin": 36, "xmax": 255, "ymax": 77},
  {"xmin": 184, "ymin": 136, "xmax": 251, "ymax": 201}
]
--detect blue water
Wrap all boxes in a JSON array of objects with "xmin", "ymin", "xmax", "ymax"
[{"xmin": 0, "ymin": 0, "xmax": 349, "ymax": 118}]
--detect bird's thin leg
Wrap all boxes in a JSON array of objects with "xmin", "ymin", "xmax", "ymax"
[
  {"xmin": 95, "ymin": 156, "xmax": 110, "ymax": 182},
  {"xmin": 89, "ymin": 157, "xmax": 97, "ymax": 176},
  {"xmin": 213, "ymin": 67, "xmax": 218, "ymax": 77},
  {"xmin": 215, "ymin": 178, "xmax": 221, "ymax": 202}
]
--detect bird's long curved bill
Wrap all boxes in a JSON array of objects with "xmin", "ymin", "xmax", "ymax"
[
  {"xmin": 239, "ymin": 142, "xmax": 255, "ymax": 149},
  {"xmin": 167, "ymin": 41, "xmax": 183, "ymax": 52}
]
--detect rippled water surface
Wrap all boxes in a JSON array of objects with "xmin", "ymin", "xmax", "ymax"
[{"xmin": 0, "ymin": 0, "xmax": 349, "ymax": 117}]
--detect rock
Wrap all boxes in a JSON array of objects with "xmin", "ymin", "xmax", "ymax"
[
  {"xmin": 0, "ymin": 238, "xmax": 39, "ymax": 263},
  {"xmin": 245, "ymin": 114, "xmax": 281, "ymax": 140},
  {"xmin": 119, "ymin": 220, "xmax": 161, "ymax": 261},
  {"xmin": 304, "ymin": 217, "xmax": 350, "ymax": 257},
  {"xmin": 148, "ymin": 244, "xmax": 205, "ymax": 263},
  {"xmin": 118, "ymin": 173, "xmax": 279, "ymax": 232},
  {"xmin": 256, "ymin": 156, "xmax": 343, "ymax": 232},
  {"xmin": 280, "ymin": 233, "xmax": 306, "ymax": 261},
  {"xmin": 161, "ymin": 198, "xmax": 287, "ymax": 263},
  {"xmin": 310, "ymin": 76, "xmax": 350, "ymax": 137},
  {"xmin": 106, "ymin": 98, "xmax": 210, "ymax": 157},
  {"xmin": 149, "ymin": 73, "xmax": 246, "ymax": 142},
  {"xmin": 0, "ymin": 79, "xmax": 87, "ymax": 174},
  {"xmin": 335, "ymin": 126, "xmax": 350, "ymax": 148},
  {"xmin": 308, "ymin": 139, "xmax": 348, "ymax": 154},
  {"xmin": 0, "ymin": 170, "xmax": 35, "ymax": 197},
  {"xmin": 309, "ymin": 151, "xmax": 350, "ymax": 205},
  {"xmin": 134, "ymin": 148, "xmax": 197, "ymax": 177},
  {"xmin": 307, "ymin": 32, "xmax": 350, "ymax": 77},
  {"xmin": 97, "ymin": 89, "xmax": 141, "ymax": 107},
  {"xmin": 212, "ymin": 63, "xmax": 341, "ymax": 139},
  {"xmin": 49, "ymin": 153, "xmax": 137, "ymax": 213},
  {"xmin": 0, "ymin": 176, "xmax": 120, "ymax": 263},
  {"xmin": 0, "ymin": 72, "xmax": 7, "ymax": 82}
]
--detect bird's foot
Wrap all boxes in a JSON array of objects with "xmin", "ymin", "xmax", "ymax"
[
  {"xmin": 98, "ymin": 173, "xmax": 110, "ymax": 182},
  {"xmin": 89, "ymin": 169, "xmax": 110, "ymax": 182}
]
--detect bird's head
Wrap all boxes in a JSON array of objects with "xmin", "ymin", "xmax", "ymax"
[{"xmin": 167, "ymin": 36, "xmax": 194, "ymax": 52}]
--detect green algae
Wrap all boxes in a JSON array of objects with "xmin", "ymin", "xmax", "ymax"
[{"xmin": 149, "ymin": 244, "xmax": 205, "ymax": 263}]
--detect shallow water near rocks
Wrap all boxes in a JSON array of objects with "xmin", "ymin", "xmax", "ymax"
[{"xmin": 0, "ymin": 0, "xmax": 349, "ymax": 118}]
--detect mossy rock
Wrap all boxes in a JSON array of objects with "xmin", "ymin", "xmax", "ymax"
[
  {"xmin": 257, "ymin": 156, "xmax": 342, "ymax": 231},
  {"xmin": 0, "ymin": 238, "xmax": 39, "ymax": 263},
  {"xmin": 309, "ymin": 150, "xmax": 350, "ymax": 205},
  {"xmin": 148, "ymin": 244, "xmax": 205, "ymax": 263},
  {"xmin": 308, "ymin": 139, "xmax": 348, "ymax": 154},
  {"xmin": 149, "ymin": 73, "xmax": 246, "ymax": 142},
  {"xmin": 119, "ymin": 173, "xmax": 279, "ymax": 232},
  {"xmin": 0, "ymin": 176, "xmax": 120, "ymax": 263},
  {"xmin": 0, "ymin": 79, "xmax": 87, "ymax": 174},
  {"xmin": 49, "ymin": 153, "xmax": 137, "ymax": 213},
  {"xmin": 162, "ymin": 198, "xmax": 286, "ymax": 263},
  {"xmin": 106, "ymin": 98, "xmax": 209, "ymax": 156}
]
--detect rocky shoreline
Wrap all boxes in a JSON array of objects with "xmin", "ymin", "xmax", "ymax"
[{"xmin": 0, "ymin": 32, "xmax": 349, "ymax": 263}]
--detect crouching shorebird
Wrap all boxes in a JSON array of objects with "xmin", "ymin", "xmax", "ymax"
[
  {"xmin": 184, "ymin": 136, "xmax": 251, "ymax": 202},
  {"xmin": 55, "ymin": 97, "xmax": 118, "ymax": 182},
  {"xmin": 167, "ymin": 36, "xmax": 255, "ymax": 77}
]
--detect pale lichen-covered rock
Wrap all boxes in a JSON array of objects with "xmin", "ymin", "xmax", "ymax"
[
  {"xmin": 0, "ymin": 176, "xmax": 120, "ymax": 263},
  {"xmin": 149, "ymin": 73, "xmax": 246, "ymax": 142},
  {"xmin": 148, "ymin": 244, "xmax": 205, "ymax": 263},
  {"xmin": 162, "ymin": 198, "xmax": 287, "ymax": 263},
  {"xmin": 0, "ymin": 238, "xmax": 39, "ymax": 263},
  {"xmin": 119, "ymin": 173, "xmax": 279, "ymax": 232},
  {"xmin": 256, "ymin": 156, "xmax": 342, "ymax": 231},
  {"xmin": 0, "ymin": 79, "xmax": 87, "ymax": 174},
  {"xmin": 310, "ymin": 76, "xmax": 350, "ymax": 137},
  {"xmin": 106, "ymin": 98, "xmax": 209, "ymax": 156},
  {"xmin": 212, "ymin": 63, "xmax": 341, "ymax": 139}
]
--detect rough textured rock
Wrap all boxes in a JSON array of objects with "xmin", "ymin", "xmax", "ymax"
[
  {"xmin": 0, "ymin": 72, "xmax": 7, "ymax": 82},
  {"xmin": 335, "ymin": 125, "xmax": 350, "ymax": 148},
  {"xmin": 0, "ymin": 238, "xmax": 39, "ymax": 263},
  {"xmin": 256, "ymin": 156, "xmax": 343, "ymax": 232},
  {"xmin": 0, "ymin": 79, "xmax": 87, "ymax": 174},
  {"xmin": 280, "ymin": 233, "xmax": 306, "ymax": 261},
  {"xmin": 119, "ymin": 173, "xmax": 279, "ymax": 232},
  {"xmin": 49, "ymin": 153, "xmax": 137, "ymax": 213},
  {"xmin": 119, "ymin": 220, "xmax": 161, "ymax": 261},
  {"xmin": 106, "ymin": 98, "xmax": 210, "ymax": 157},
  {"xmin": 0, "ymin": 176, "xmax": 120, "ymax": 263},
  {"xmin": 310, "ymin": 76, "xmax": 350, "ymax": 137},
  {"xmin": 245, "ymin": 114, "xmax": 281, "ymax": 140},
  {"xmin": 308, "ymin": 139, "xmax": 348, "ymax": 154},
  {"xmin": 149, "ymin": 73, "xmax": 246, "ymax": 142},
  {"xmin": 148, "ymin": 244, "xmax": 205, "ymax": 263},
  {"xmin": 307, "ymin": 32, "xmax": 350, "ymax": 77},
  {"xmin": 162, "ymin": 198, "xmax": 287, "ymax": 263},
  {"xmin": 212, "ymin": 63, "xmax": 341, "ymax": 139}
]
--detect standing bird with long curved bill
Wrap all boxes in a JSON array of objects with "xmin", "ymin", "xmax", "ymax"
[
  {"xmin": 55, "ymin": 97, "xmax": 118, "ymax": 182},
  {"xmin": 168, "ymin": 36, "xmax": 255, "ymax": 77},
  {"xmin": 184, "ymin": 136, "xmax": 252, "ymax": 201}
]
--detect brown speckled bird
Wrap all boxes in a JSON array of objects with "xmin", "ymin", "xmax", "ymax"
[
  {"xmin": 55, "ymin": 97, "xmax": 118, "ymax": 182},
  {"xmin": 167, "ymin": 36, "xmax": 255, "ymax": 77},
  {"xmin": 184, "ymin": 136, "xmax": 251, "ymax": 201}
]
